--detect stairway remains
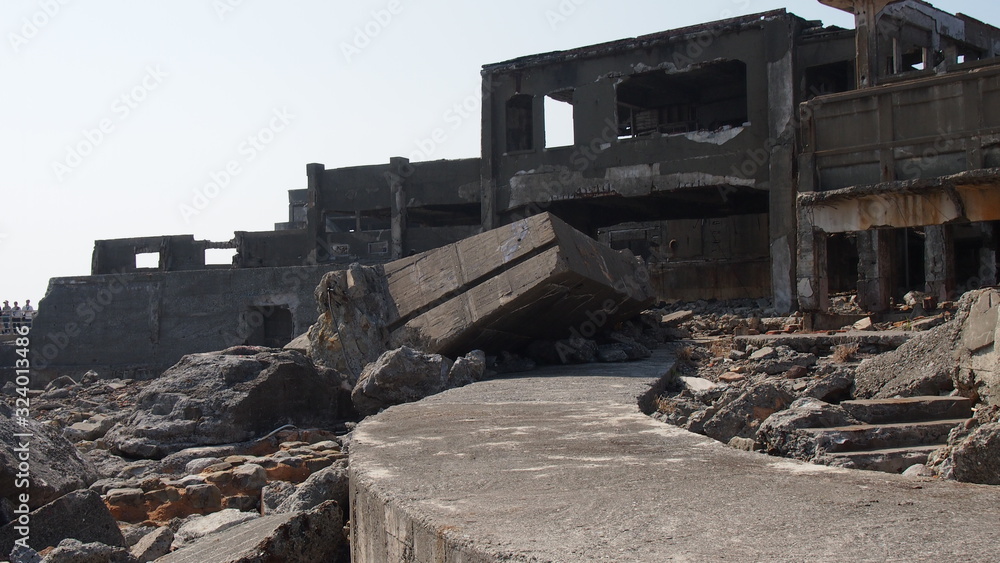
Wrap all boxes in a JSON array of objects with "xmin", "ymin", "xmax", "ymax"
[{"xmin": 809, "ymin": 396, "xmax": 972, "ymax": 473}]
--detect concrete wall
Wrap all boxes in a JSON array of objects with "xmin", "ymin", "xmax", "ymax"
[{"xmin": 27, "ymin": 265, "xmax": 331, "ymax": 386}]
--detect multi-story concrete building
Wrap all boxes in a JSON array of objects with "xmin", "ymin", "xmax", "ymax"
[{"xmin": 25, "ymin": 0, "xmax": 1000, "ymax": 382}]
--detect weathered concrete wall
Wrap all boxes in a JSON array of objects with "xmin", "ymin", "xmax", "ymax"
[{"xmin": 26, "ymin": 265, "xmax": 331, "ymax": 386}]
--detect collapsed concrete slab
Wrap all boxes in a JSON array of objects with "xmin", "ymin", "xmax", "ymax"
[{"xmin": 309, "ymin": 212, "xmax": 656, "ymax": 378}]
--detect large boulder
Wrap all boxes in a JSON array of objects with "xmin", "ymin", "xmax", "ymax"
[
  {"xmin": 104, "ymin": 349, "xmax": 351, "ymax": 459},
  {"xmin": 757, "ymin": 398, "xmax": 857, "ymax": 459},
  {"xmin": 0, "ymin": 403, "xmax": 98, "ymax": 513},
  {"xmin": 929, "ymin": 422, "xmax": 1000, "ymax": 485},
  {"xmin": 41, "ymin": 539, "xmax": 137, "ymax": 563},
  {"xmin": 701, "ymin": 381, "xmax": 794, "ymax": 443},
  {"xmin": 273, "ymin": 464, "xmax": 349, "ymax": 515},
  {"xmin": 352, "ymin": 347, "xmax": 488, "ymax": 416},
  {"xmin": 0, "ymin": 490, "xmax": 126, "ymax": 556}
]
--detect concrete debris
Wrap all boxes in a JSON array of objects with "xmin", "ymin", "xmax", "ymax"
[
  {"xmin": 104, "ymin": 348, "xmax": 352, "ymax": 459},
  {"xmin": 351, "ymin": 347, "xmax": 487, "ymax": 417},
  {"xmin": 129, "ymin": 526, "xmax": 173, "ymax": 562},
  {"xmin": 309, "ymin": 212, "xmax": 655, "ymax": 378}
]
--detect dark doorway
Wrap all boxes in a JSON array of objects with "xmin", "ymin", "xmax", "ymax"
[{"xmin": 245, "ymin": 306, "xmax": 294, "ymax": 348}]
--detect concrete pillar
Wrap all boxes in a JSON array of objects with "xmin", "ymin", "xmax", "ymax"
[
  {"xmin": 857, "ymin": 230, "xmax": 893, "ymax": 313},
  {"xmin": 388, "ymin": 157, "xmax": 410, "ymax": 260},
  {"xmin": 795, "ymin": 210, "xmax": 830, "ymax": 312},
  {"xmin": 766, "ymin": 35, "xmax": 797, "ymax": 313},
  {"xmin": 480, "ymin": 75, "xmax": 498, "ymax": 231},
  {"xmin": 305, "ymin": 163, "xmax": 326, "ymax": 262},
  {"xmin": 924, "ymin": 225, "xmax": 955, "ymax": 302}
]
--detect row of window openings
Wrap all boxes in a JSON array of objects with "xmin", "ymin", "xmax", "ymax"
[
  {"xmin": 134, "ymin": 248, "xmax": 237, "ymax": 269},
  {"xmin": 505, "ymin": 61, "xmax": 750, "ymax": 153}
]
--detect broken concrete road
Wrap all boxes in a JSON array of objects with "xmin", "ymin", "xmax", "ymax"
[{"xmin": 309, "ymin": 212, "xmax": 656, "ymax": 377}]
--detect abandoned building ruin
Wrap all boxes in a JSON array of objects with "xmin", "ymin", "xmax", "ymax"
[{"xmin": 27, "ymin": 0, "xmax": 1000, "ymax": 382}]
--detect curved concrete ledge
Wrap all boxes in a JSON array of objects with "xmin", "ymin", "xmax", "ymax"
[{"xmin": 350, "ymin": 351, "xmax": 1000, "ymax": 562}]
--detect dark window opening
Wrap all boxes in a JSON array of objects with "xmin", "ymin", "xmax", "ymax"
[
  {"xmin": 616, "ymin": 60, "xmax": 748, "ymax": 139},
  {"xmin": 545, "ymin": 90, "xmax": 575, "ymax": 148},
  {"xmin": 324, "ymin": 211, "xmax": 389, "ymax": 234},
  {"xmin": 804, "ymin": 61, "xmax": 855, "ymax": 100},
  {"xmin": 245, "ymin": 306, "xmax": 294, "ymax": 348},
  {"xmin": 827, "ymin": 233, "xmax": 859, "ymax": 293},
  {"xmin": 506, "ymin": 94, "xmax": 534, "ymax": 152},
  {"xmin": 408, "ymin": 204, "xmax": 481, "ymax": 228},
  {"xmin": 895, "ymin": 228, "xmax": 926, "ymax": 296}
]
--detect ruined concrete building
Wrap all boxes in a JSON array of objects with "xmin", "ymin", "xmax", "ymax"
[{"xmin": 29, "ymin": 0, "xmax": 1000, "ymax": 380}]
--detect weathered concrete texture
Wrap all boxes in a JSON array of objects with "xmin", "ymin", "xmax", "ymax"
[
  {"xmin": 350, "ymin": 351, "xmax": 1000, "ymax": 562},
  {"xmin": 734, "ymin": 330, "xmax": 911, "ymax": 355},
  {"xmin": 310, "ymin": 212, "xmax": 654, "ymax": 377},
  {"xmin": 29, "ymin": 265, "xmax": 331, "ymax": 386}
]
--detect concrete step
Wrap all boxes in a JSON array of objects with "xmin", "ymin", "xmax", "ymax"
[
  {"xmin": 805, "ymin": 419, "xmax": 968, "ymax": 453},
  {"xmin": 817, "ymin": 445, "xmax": 942, "ymax": 474},
  {"xmin": 839, "ymin": 396, "xmax": 972, "ymax": 424}
]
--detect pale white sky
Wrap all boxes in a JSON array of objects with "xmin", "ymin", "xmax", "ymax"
[{"xmin": 0, "ymin": 1, "xmax": 994, "ymax": 307}]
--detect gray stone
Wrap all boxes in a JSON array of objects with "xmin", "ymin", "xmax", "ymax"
[
  {"xmin": 702, "ymin": 382, "xmax": 794, "ymax": 443},
  {"xmin": 0, "ymin": 404, "xmax": 99, "ymax": 510},
  {"xmin": 10, "ymin": 544, "xmax": 42, "ymax": 563},
  {"xmin": 756, "ymin": 398, "xmax": 856, "ymax": 460},
  {"xmin": 230, "ymin": 464, "xmax": 267, "ymax": 491},
  {"xmin": 184, "ymin": 457, "xmax": 224, "ymax": 475},
  {"xmin": 120, "ymin": 525, "xmax": 155, "ymax": 548},
  {"xmin": 183, "ymin": 484, "xmax": 222, "ymax": 512},
  {"xmin": 260, "ymin": 481, "xmax": 297, "ymax": 515},
  {"xmin": 129, "ymin": 527, "xmax": 173, "ymax": 562},
  {"xmin": 171, "ymin": 509, "xmax": 259, "ymax": 551},
  {"xmin": 104, "ymin": 349, "xmax": 350, "ymax": 459},
  {"xmin": 935, "ymin": 422, "xmax": 1000, "ymax": 485},
  {"xmin": 274, "ymin": 464, "xmax": 349, "ymax": 515},
  {"xmin": 352, "ymin": 346, "xmax": 453, "ymax": 416},
  {"xmin": 749, "ymin": 346, "xmax": 776, "ymax": 360},
  {"xmin": 45, "ymin": 376, "xmax": 78, "ymax": 391},
  {"xmin": 64, "ymin": 415, "xmax": 116, "ymax": 443},
  {"xmin": 902, "ymin": 464, "xmax": 934, "ymax": 478},
  {"xmin": 447, "ymin": 350, "xmax": 487, "ymax": 387},
  {"xmin": 596, "ymin": 346, "xmax": 629, "ymax": 363},
  {"xmin": 41, "ymin": 539, "xmax": 137, "ymax": 563},
  {"xmin": 157, "ymin": 501, "xmax": 344, "ymax": 563},
  {"xmin": 0, "ymin": 490, "xmax": 126, "ymax": 555}
]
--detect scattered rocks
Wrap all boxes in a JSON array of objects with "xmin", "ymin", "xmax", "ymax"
[
  {"xmin": 929, "ymin": 422, "xmax": 1000, "ymax": 485},
  {"xmin": 756, "ymin": 398, "xmax": 856, "ymax": 459},
  {"xmin": 42, "ymin": 539, "xmax": 137, "ymax": 563},
  {"xmin": 171, "ymin": 509, "xmax": 259, "ymax": 551},
  {"xmin": 352, "ymin": 347, "xmax": 487, "ymax": 416},
  {"xmin": 702, "ymin": 382, "xmax": 795, "ymax": 443}
]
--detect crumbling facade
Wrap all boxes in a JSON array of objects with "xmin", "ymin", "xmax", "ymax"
[
  {"xmin": 27, "ymin": 0, "xmax": 1000, "ymax": 380},
  {"xmin": 798, "ymin": 0, "xmax": 1000, "ymax": 312}
]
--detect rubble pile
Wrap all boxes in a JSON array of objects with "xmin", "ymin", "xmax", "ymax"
[{"xmin": 653, "ymin": 289, "xmax": 1000, "ymax": 484}]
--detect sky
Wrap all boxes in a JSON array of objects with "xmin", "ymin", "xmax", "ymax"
[{"xmin": 0, "ymin": 0, "xmax": 996, "ymax": 307}]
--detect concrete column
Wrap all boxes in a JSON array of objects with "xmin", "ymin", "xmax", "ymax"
[
  {"xmin": 795, "ymin": 207, "xmax": 830, "ymax": 312},
  {"xmin": 924, "ymin": 225, "xmax": 955, "ymax": 302},
  {"xmin": 480, "ymin": 75, "xmax": 498, "ymax": 231},
  {"xmin": 305, "ymin": 163, "xmax": 326, "ymax": 262},
  {"xmin": 388, "ymin": 157, "xmax": 409, "ymax": 260},
  {"xmin": 766, "ymin": 42, "xmax": 797, "ymax": 313},
  {"xmin": 857, "ymin": 229, "xmax": 893, "ymax": 313}
]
